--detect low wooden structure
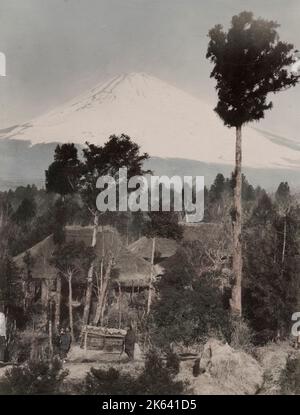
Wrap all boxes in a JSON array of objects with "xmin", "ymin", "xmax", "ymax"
[{"xmin": 80, "ymin": 326, "xmax": 126, "ymax": 353}]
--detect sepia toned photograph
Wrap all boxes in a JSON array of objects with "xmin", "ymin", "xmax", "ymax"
[{"xmin": 0, "ymin": 0, "xmax": 300, "ymax": 399}]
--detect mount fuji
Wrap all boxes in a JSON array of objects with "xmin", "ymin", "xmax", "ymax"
[
  {"xmin": 1, "ymin": 73, "xmax": 300, "ymax": 190},
  {"xmin": 0, "ymin": 73, "xmax": 300, "ymax": 190}
]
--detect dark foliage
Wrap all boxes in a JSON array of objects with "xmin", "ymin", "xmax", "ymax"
[
  {"xmin": 280, "ymin": 355, "xmax": 300, "ymax": 395},
  {"xmin": 45, "ymin": 143, "xmax": 83, "ymax": 196},
  {"xmin": 243, "ymin": 191, "xmax": 299, "ymax": 343},
  {"xmin": 143, "ymin": 211, "xmax": 183, "ymax": 240},
  {"xmin": 84, "ymin": 350, "xmax": 184, "ymax": 395},
  {"xmin": 12, "ymin": 197, "xmax": 36, "ymax": 224},
  {"xmin": 0, "ymin": 358, "xmax": 69, "ymax": 395},
  {"xmin": 165, "ymin": 350, "xmax": 180, "ymax": 375},
  {"xmin": 85, "ymin": 367, "xmax": 136, "ymax": 395},
  {"xmin": 207, "ymin": 11, "xmax": 299, "ymax": 128},
  {"xmin": 152, "ymin": 245, "xmax": 230, "ymax": 346},
  {"xmin": 80, "ymin": 134, "xmax": 149, "ymax": 212}
]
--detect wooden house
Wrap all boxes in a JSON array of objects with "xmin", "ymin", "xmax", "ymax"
[
  {"xmin": 80, "ymin": 326, "xmax": 126, "ymax": 352},
  {"xmin": 128, "ymin": 236, "xmax": 178, "ymax": 264},
  {"xmin": 13, "ymin": 226, "xmax": 153, "ymax": 309}
]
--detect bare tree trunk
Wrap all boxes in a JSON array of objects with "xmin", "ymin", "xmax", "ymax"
[
  {"xmin": 100, "ymin": 289, "xmax": 108, "ymax": 326},
  {"xmin": 93, "ymin": 257, "xmax": 113, "ymax": 325},
  {"xmin": 118, "ymin": 282, "xmax": 122, "ymax": 329},
  {"xmin": 67, "ymin": 273, "xmax": 74, "ymax": 342},
  {"xmin": 230, "ymin": 126, "xmax": 242, "ymax": 317},
  {"xmin": 22, "ymin": 279, "xmax": 27, "ymax": 312},
  {"xmin": 82, "ymin": 213, "xmax": 98, "ymax": 326},
  {"xmin": 147, "ymin": 237, "xmax": 156, "ymax": 315},
  {"xmin": 282, "ymin": 215, "xmax": 287, "ymax": 264},
  {"xmin": 54, "ymin": 275, "xmax": 62, "ymax": 329},
  {"xmin": 48, "ymin": 300, "xmax": 53, "ymax": 360}
]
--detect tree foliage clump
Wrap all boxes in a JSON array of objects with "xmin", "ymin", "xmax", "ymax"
[
  {"xmin": 84, "ymin": 350, "xmax": 185, "ymax": 395},
  {"xmin": 280, "ymin": 355, "xmax": 300, "ymax": 395},
  {"xmin": 151, "ymin": 245, "xmax": 231, "ymax": 347},
  {"xmin": 0, "ymin": 358, "xmax": 69, "ymax": 395},
  {"xmin": 45, "ymin": 143, "xmax": 83, "ymax": 196},
  {"xmin": 243, "ymin": 187, "xmax": 300, "ymax": 344},
  {"xmin": 206, "ymin": 11, "xmax": 299, "ymax": 128}
]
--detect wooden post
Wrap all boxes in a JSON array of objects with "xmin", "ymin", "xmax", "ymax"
[
  {"xmin": 147, "ymin": 237, "xmax": 156, "ymax": 314},
  {"xmin": 48, "ymin": 300, "xmax": 53, "ymax": 360},
  {"xmin": 118, "ymin": 282, "xmax": 122, "ymax": 329},
  {"xmin": 83, "ymin": 213, "xmax": 98, "ymax": 326},
  {"xmin": 55, "ymin": 275, "xmax": 62, "ymax": 329},
  {"xmin": 130, "ymin": 280, "xmax": 134, "ymax": 303},
  {"xmin": 84, "ymin": 326, "xmax": 88, "ymax": 351},
  {"xmin": 68, "ymin": 273, "xmax": 75, "ymax": 342}
]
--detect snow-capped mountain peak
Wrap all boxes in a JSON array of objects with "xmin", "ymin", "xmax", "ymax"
[{"xmin": 1, "ymin": 72, "xmax": 300, "ymax": 170}]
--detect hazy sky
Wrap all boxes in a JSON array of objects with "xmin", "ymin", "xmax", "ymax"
[{"xmin": 0, "ymin": 0, "xmax": 299, "ymax": 140}]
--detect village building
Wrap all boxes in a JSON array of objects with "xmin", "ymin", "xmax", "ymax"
[
  {"xmin": 13, "ymin": 226, "xmax": 154, "ymax": 331},
  {"xmin": 128, "ymin": 235, "xmax": 178, "ymax": 263}
]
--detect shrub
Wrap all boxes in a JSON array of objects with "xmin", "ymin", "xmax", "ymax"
[
  {"xmin": 229, "ymin": 317, "xmax": 253, "ymax": 352},
  {"xmin": 85, "ymin": 367, "xmax": 136, "ymax": 395},
  {"xmin": 152, "ymin": 246, "xmax": 231, "ymax": 347},
  {"xmin": 165, "ymin": 351, "xmax": 180, "ymax": 375},
  {"xmin": 135, "ymin": 350, "xmax": 185, "ymax": 395},
  {"xmin": 8, "ymin": 327, "xmax": 49, "ymax": 363},
  {"xmin": 0, "ymin": 358, "xmax": 69, "ymax": 395},
  {"xmin": 84, "ymin": 350, "xmax": 185, "ymax": 395},
  {"xmin": 280, "ymin": 355, "xmax": 300, "ymax": 395}
]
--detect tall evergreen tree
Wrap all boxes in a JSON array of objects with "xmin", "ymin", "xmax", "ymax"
[{"xmin": 207, "ymin": 11, "xmax": 299, "ymax": 315}]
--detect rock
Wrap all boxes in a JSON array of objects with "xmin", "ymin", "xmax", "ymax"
[
  {"xmin": 0, "ymin": 365, "xmax": 13, "ymax": 381},
  {"xmin": 178, "ymin": 338, "xmax": 264, "ymax": 395},
  {"xmin": 254, "ymin": 341, "xmax": 294, "ymax": 395}
]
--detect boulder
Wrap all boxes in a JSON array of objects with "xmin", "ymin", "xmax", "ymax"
[{"xmin": 178, "ymin": 338, "xmax": 264, "ymax": 395}]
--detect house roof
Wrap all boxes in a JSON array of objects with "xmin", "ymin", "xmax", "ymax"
[
  {"xmin": 156, "ymin": 222, "xmax": 232, "ymax": 276},
  {"xmin": 14, "ymin": 226, "xmax": 152, "ymax": 287},
  {"xmin": 112, "ymin": 249, "xmax": 152, "ymax": 287},
  {"xmin": 128, "ymin": 236, "xmax": 178, "ymax": 261},
  {"xmin": 14, "ymin": 235, "xmax": 57, "ymax": 280},
  {"xmin": 182, "ymin": 222, "xmax": 223, "ymax": 242}
]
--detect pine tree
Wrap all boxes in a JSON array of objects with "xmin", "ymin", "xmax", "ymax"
[{"xmin": 207, "ymin": 11, "xmax": 299, "ymax": 315}]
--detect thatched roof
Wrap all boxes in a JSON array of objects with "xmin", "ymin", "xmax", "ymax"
[
  {"xmin": 155, "ymin": 222, "xmax": 232, "ymax": 276},
  {"xmin": 113, "ymin": 248, "xmax": 152, "ymax": 287},
  {"xmin": 182, "ymin": 222, "xmax": 223, "ymax": 242},
  {"xmin": 14, "ymin": 226, "xmax": 152, "ymax": 287},
  {"xmin": 65, "ymin": 225, "xmax": 123, "ymax": 255},
  {"xmin": 14, "ymin": 235, "xmax": 57, "ymax": 280},
  {"xmin": 128, "ymin": 236, "xmax": 178, "ymax": 261}
]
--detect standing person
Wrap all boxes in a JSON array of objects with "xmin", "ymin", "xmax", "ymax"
[
  {"xmin": 59, "ymin": 327, "xmax": 72, "ymax": 362},
  {"xmin": 124, "ymin": 324, "xmax": 136, "ymax": 361},
  {"xmin": 0, "ymin": 304, "xmax": 6, "ymax": 363}
]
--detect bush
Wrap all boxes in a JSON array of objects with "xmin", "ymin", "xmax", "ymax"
[
  {"xmin": 166, "ymin": 351, "xmax": 180, "ymax": 375},
  {"xmin": 134, "ymin": 350, "xmax": 185, "ymax": 395},
  {"xmin": 280, "ymin": 355, "xmax": 300, "ymax": 395},
  {"xmin": 84, "ymin": 350, "xmax": 185, "ymax": 395},
  {"xmin": 0, "ymin": 358, "xmax": 69, "ymax": 395},
  {"xmin": 7, "ymin": 329, "xmax": 50, "ymax": 363},
  {"xmin": 229, "ymin": 317, "xmax": 253, "ymax": 352},
  {"xmin": 85, "ymin": 367, "xmax": 136, "ymax": 395},
  {"xmin": 152, "ymin": 246, "xmax": 231, "ymax": 347}
]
